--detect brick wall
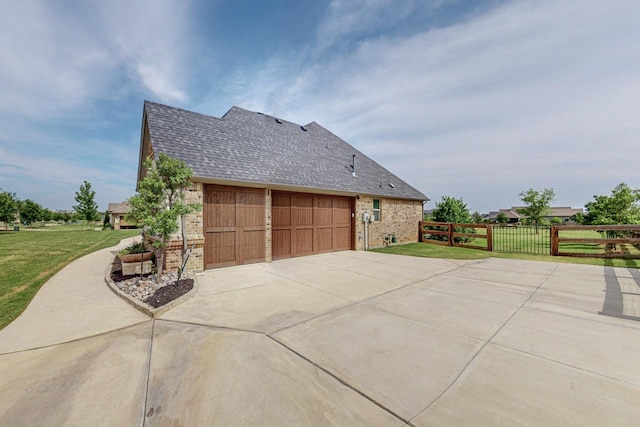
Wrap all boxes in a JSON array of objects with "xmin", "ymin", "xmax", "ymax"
[
  {"xmin": 355, "ymin": 196, "xmax": 422, "ymax": 250},
  {"xmin": 163, "ymin": 182, "xmax": 205, "ymax": 273},
  {"xmin": 265, "ymin": 189, "xmax": 272, "ymax": 263}
]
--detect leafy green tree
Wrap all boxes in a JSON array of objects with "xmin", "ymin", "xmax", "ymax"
[
  {"xmin": 19, "ymin": 199, "xmax": 42, "ymax": 225},
  {"xmin": 128, "ymin": 153, "xmax": 200, "ymax": 280},
  {"xmin": 73, "ymin": 181, "xmax": 99, "ymax": 226},
  {"xmin": 471, "ymin": 212, "xmax": 484, "ymax": 224},
  {"xmin": 41, "ymin": 208, "xmax": 53, "ymax": 222},
  {"xmin": 517, "ymin": 188, "xmax": 555, "ymax": 232},
  {"xmin": 550, "ymin": 216, "xmax": 563, "ymax": 225},
  {"xmin": 496, "ymin": 211, "xmax": 509, "ymax": 224},
  {"xmin": 583, "ymin": 183, "xmax": 640, "ymax": 225},
  {"xmin": 432, "ymin": 196, "xmax": 473, "ymax": 223},
  {"xmin": 430, "ymin": 196, "xmax": 474, "ymax": 242},
  {"xmin": 570, "ymin": 212, "xmax": 585, "ymax": 224},
  {"xmin": 0, "ymin": 191, "xmax": 18, "ymax": 230}
]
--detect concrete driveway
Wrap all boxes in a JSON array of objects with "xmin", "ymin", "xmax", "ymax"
[{"xmin": 1, "ymin": 244, "xmax": 640, "ymax": 426}]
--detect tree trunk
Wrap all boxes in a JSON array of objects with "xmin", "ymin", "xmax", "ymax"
[{"xmin": 156, "ymin": 247, "xmax": 165, "ymax": 281}]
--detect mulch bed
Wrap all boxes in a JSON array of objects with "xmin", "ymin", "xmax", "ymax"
[
  {"xmin": 143, "ymin": 279, "xmax": 194, "ymax": 308},
  {"xmin": 110, "ymin": 256, "xmax": 194, "ymax": 308}
]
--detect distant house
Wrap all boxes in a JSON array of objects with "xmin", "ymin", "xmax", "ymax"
[
  {"xmin": 137, "ymin": 101, "xmax": 428, "ymax": 271},
  {"xmin": 107, "ymin": 201, "xmax": 136, "ymax": 230},
  {"xmin": 485, "ymin": 206, "xmax": 583, "ymax": 224}
]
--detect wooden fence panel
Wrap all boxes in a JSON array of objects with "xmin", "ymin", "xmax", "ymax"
[
  {"xmin": 551, "ymin": 225, "xmax": 640, "ymax": 259},
  {"xmin": 419, "ymin": 221, "xmax": 492, "ymax": 251}
]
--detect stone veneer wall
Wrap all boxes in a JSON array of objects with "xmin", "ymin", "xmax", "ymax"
[
  {"xmin": 355, "ymin": 196, "xmax": 423, "ymax": 250},
  {"xmin": 163, "ymin": 182, "xmax": 205, "ymax": 273},
  {"xmin": 265, "ymin": 189, "xmax": 272, "ymax": 263}
]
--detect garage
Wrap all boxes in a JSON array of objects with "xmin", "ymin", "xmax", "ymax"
[
  {"xmin": 203, "ymin": 185, "xmax": 266, "ymax": 269},
  {"xmin": 272, "ymin": 191, "xmax": 354, "ymax": 260}
]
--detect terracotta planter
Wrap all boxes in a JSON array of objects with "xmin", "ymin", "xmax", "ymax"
[{"xmin": 118, "ymin": 252, "xmax": 153, "ymax": 263}]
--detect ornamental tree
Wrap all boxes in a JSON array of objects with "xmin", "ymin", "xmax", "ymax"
[
  {"xmin": 127, "ymin": 153, "xmax": 199, "ymax": 280},
  {"xmin": 73, "ymin": 180, "xmax": 99, "ymax": 226}
]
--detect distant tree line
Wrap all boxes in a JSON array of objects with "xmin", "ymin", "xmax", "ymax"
[
  {"xmin": 0, "ymin": 181, "xmax": 101, "ymax": 229},
  {"xmin": 424, "ymin": 182, "xmax": 640, "ymax": 228}
]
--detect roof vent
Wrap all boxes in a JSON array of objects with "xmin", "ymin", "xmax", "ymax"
[
  {"xmin": 300, "ymin": 126, "xmax": 307, "ymax": 132},
  {"xmin": 389, "ymin": 183, "xmax": 396, "ymax": 188},
  {"xmin": 275, "ymin": 118, "xmax": 282, "ymax": 124},
  {"xmin": 350, "ymin": 154, "xmax": 356, "ymax": 177}
]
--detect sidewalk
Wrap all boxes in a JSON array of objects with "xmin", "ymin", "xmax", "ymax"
[{"xmin": 0, "ymin": 237, "xmax": 149, "ymax": 353}]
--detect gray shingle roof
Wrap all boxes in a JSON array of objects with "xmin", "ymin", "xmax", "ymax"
[
  {"xmin": 107, "ymin": 201, "xmax": 131, "ymax": 214},
  {"xmin": 142, "ymin": 101, "xmax": 428, "ymax": 201}
]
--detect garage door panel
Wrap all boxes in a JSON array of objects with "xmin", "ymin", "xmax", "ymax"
[
  {"xmin": 296, "ymin": 196, "xmax": 314, "ymax": 226},
  {"xmin": 296, "ymin": 228, "xmax": 314, "ymax": 254},
  {"xmin": 204, "ymin": 185, "xmax": 266, "ymax": 269},
  {"xmin": 272, "ymin": 194, "xmax": 292, "ymax": 227},
  {"xmin": 335, "ymin": 226, "xmax": 351, "ymax": 250},
  {"xmin": 317, "ymin": 227, "xmax": 333, "ymax": 251},
  {"xmin": 206, "ymin": 190, "xmax": 236, "ymax": 228},
  {"xmin": 239, "ymin": 191, "xmax": 266, "ymax": 227},
  {"xmin": 272, "ymin": 229, "xmax": 292, "ymax": 259},
  {"xmin": 316, "ymin": 197, "xmax": 333, "ymax": 225},
  {"xmin": 333, "ymin": 198, "xmax": 351, "ymax": 225},
  {"xmin": 207, "ymin": 232, "xmax": 236, "ymax": 267},
  {"xmin": 240, "ymin": 230, "xmax": 266, "ymax": 263},
  {"xmin": 272, "ymin": 191, "xmax": 353, "ymax": 259}
]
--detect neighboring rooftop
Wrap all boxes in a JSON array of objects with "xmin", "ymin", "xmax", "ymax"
[
  {"xmin": 107, "ymin": 202, "xmax": 131, "ymax": 214},
  {"xmin": 485, "ymin": 206, "xmax": 583, "ymax": 221},
  {"xmin": 141, "ymin": 101, "xmax": 428, "ymax": 201}
]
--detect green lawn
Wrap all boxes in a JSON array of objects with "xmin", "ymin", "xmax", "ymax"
[
  {"xmin": 0, "ymin": 226, "xmax": 139, "ymax": 330},
  {"xmin": 373, "ymin": 242, "xmax": 640, "ymax": 269}
]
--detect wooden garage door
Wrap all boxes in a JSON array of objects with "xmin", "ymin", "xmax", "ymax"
[
  {"xmin": 204, "ymin": 185, "xmax": 265, "ymax": 269},
  {"xmin": 272, "ymin": 191, "xmax": 353, "ymax": 260}
]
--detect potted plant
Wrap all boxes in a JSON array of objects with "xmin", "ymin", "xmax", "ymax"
[{"xmin": 118, "ymin": 241, "xmax": 153, "ymax": 263}]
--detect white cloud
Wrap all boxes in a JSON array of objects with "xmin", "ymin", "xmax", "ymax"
[
  {"xmin": 0, "ymin": 0, "xmax": 191, "ymax": 120},
  {"xmin": 232, "ymin": 0, "xmax": 640, "ymax": 212}
]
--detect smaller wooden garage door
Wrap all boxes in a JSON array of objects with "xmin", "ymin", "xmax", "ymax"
[
  {"xmin": 272, "ymin": 192, "xmax": 353, "ymax": 259},
  {"xmin": 204, "ymin": 185, "xmax": 265, "ymax": 269}
]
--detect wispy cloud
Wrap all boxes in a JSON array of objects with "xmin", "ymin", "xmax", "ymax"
[
  {"xmin": 227, "ymin": 0, "xmax": 640, "ymax": 211},
  {"xmin": 0, "ymin": 0, "xmax": 191, "ymax": 120}
]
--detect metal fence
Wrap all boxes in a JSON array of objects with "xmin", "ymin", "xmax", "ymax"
[{"xmin": 492, "ymin": 225, "xmax": 551, "ymax": 255}]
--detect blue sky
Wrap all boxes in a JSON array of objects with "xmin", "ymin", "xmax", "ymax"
[{"xmin": 1, "ymin": 0, "xmax": 639, "ymax": 214}]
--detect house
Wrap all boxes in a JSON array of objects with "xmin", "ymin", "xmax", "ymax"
[
  {"xmin": 107, "ymin": 201, "xmax": 136, "ymax": 230},
  {"xmin": 485, "ymin": 206, "xmax": 583, "ymax": 224},
  {"xmin": 137, "ymin": 101, "xmax": 428, "ymax": 271}
]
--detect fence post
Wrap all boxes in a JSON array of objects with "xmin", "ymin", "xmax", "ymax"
[
  {"xmin": 486, "ymin": 224, "xmax": 493, "ymax": 251},
  {"xmin": 418, "ymin": 221, "xmax": 423, "ymax": 242},
  {"xmin": 550, "ymin": 226, "xmax": 558, "ymax": 256},
  {"xmin": 447, "ymin": 222, "xmax": 454, "ymax": 246}
]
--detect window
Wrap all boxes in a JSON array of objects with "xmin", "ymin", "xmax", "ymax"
[{"xmin": 373, "ymin": 199, "xmax": 381, "ymax": 221}]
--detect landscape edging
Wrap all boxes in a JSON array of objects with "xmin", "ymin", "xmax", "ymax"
[{"xmin": 104, "ymin": 253, "xmax": 199, "ymax": 318}]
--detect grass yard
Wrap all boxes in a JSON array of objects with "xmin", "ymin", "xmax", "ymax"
[
  {"xmin": 373, "ymin": 242, "xmax": 640, "ymax": 269},
  {"xmin": 0, "ymin": 226, "xmax": 139, "ymax": 330}
]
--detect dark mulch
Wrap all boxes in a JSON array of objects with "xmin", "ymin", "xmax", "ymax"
[
  {"xmin": 110, "ymin": 256, "xmax": 194, "ymax": 308},
  {"xmin": 144, "ymin": 279, "xmax": 194, "ymax": 308}
]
